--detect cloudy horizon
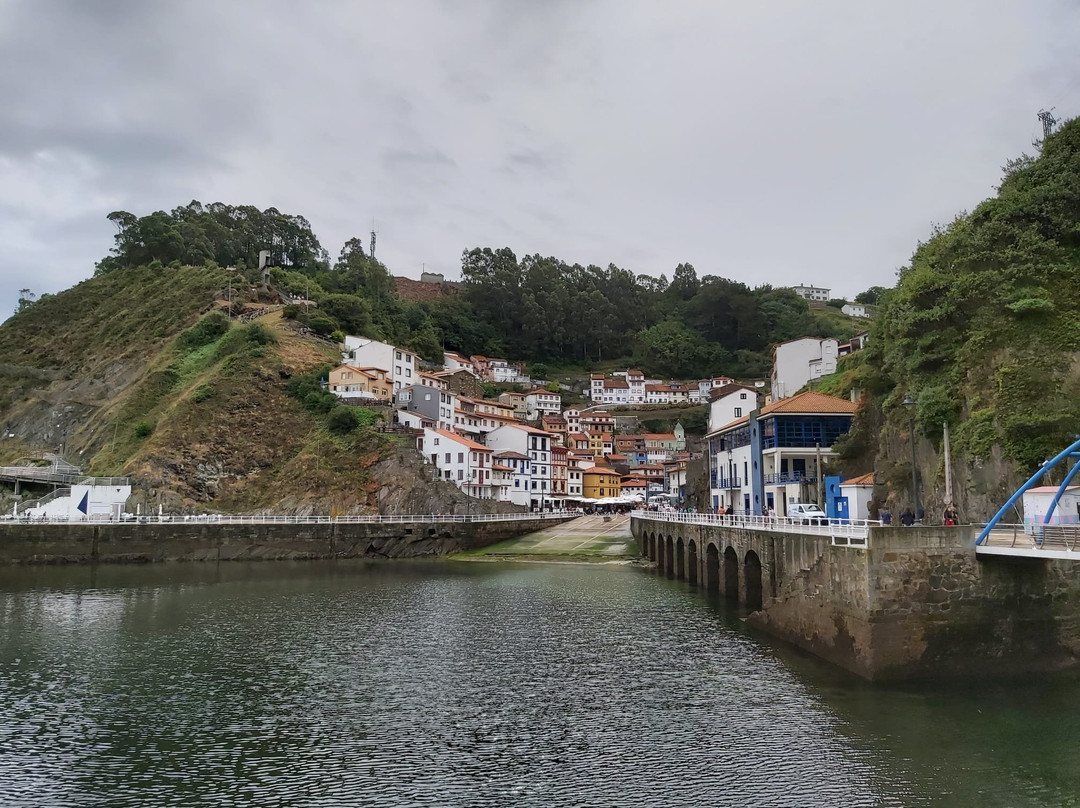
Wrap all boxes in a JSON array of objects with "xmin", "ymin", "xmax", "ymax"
[{"xmin": 2, "ymin": 0, "xmax": 1080, "ymax": 319}]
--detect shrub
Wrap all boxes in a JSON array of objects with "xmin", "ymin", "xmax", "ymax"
[
  {"xmin": 191, "ymin": 384, "xmax": 214, "ymax": 403},
  {"xmin": 826, "ymin": 299, "xmax": 846, "ymax": 309},
  {"xmin": 327, "ymin": 406, "xmax": 360, "ymax": 435},
  {"xmin": 176, "ymin": 311, "xmax": 230, "ymax": 352},
  {"xmin": 134, "ymin": 422, "xmax": 154, "ymax": 439},
  {"xmin": 282, "ymin": 304, "xmax": 301, "ymax": 320}
]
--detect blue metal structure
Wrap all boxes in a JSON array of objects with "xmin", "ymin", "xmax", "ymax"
[{"xmin": 976, "ymin": 436, "xmax": 1080, "ymax": 545}]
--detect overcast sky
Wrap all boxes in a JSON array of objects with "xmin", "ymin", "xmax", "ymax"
[{"xmin": 2, "ymin": 0, "xmax": 1079, "ymax": 320}]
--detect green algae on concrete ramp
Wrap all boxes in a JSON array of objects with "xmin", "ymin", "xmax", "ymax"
[{"xmin": 457, "ymin": 514, "xmax": 635, "ymax": 560}]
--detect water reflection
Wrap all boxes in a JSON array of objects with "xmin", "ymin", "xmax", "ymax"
[{"xmin": 0, "ymin": 561, "xmax": 1076, "ymax": 806}]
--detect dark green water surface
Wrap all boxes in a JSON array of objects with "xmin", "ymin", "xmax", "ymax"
[{"xmin": 1, "ymin": 560, "xmax": 1078, "ymax": 807}]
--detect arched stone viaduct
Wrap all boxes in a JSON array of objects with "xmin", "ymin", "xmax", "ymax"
[{"xmin": 632, "ymin": 514, "xmax": 1080, "ymax": 681}]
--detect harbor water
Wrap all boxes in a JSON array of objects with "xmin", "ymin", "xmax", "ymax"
[{"xmin": 1, "ymin": 559, "xmax": 1078, "ymax": 807}]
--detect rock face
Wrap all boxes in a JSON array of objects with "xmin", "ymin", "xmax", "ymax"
[{"xmin": 368, "ymin": 445, "xmax": 523, "ymax": 516}]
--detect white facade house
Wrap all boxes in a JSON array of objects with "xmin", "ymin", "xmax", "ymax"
[
  {"xmin": 626, "ymin": 369, "xmax": 646, "ymax": 404},
  {"xmin": 840, "ymin": 473, "xmax": 875, "ymax": 521},
  {"xmin": 563, "ymin": 407, "xmax": 581, "ymax": 431},
  {"xmin": 525, "ymin": 389, "xmax": 561, "ymax": 420},
  {"xmin": 485, "ymin": 424, "xmax": 552, "ymax": 510},
  {"xmin": 841, "ymin": 303, "xmax": 872, "ymax": 319},
  {"xmin": 418, "ymin": 428, "xmax": 499, "ymax": 499},
  {"xmin": 443, "ymin": 351, "xmax": 475, "ymax": 374},
  {"xmin": 343, "ymin": 336, "xmax": 416, "ymax": 393},
  {"xmin": 707, "ymin": 384, "xmax": 757, "ymax": 433},
  {"xmin": 791, "ymin": 284, "xmax": 831, "ymax": 302},
  {"xmin": 770, "ymin": 337, "xmax": 839, "ymax": 399}
]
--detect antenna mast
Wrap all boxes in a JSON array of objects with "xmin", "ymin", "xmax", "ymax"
[
  {"xmin": 1034, "ymin": 108, "xmax": 1060, "ymax": 149},
  {"xmin": 370, "ymin": 219, "xmax": 377, "ymax": 261}
]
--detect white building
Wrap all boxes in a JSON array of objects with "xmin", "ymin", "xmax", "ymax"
[
  {"xmin": 343, "ymin": 336, "xmax": 417, "ymax": 393},
  {"xmin": 706, "ymin": 390, "xmax": 857, "ymax": 516},
  {"xmin": 485, "ymin": 424, "xmax": 552, "ymax": 510},
  {"xmin": 707, "ymin": 383, "xmax": 757, "ymax": 433},
  {"xmin": 563, "ymin": 407, "xmax": 581, "ymax": 431},
  {"xmin": 418, "ymin": 428, "xmax": 500, "ymax": 498},
  {"xmin": 840, "ymin": 473, "xmax": 875, "ymax": 521},
  {"xmin": 443, "ymin": 351, "xmax": 475, "ymax": 374},
  {"xmin": 525, "ymin": 389, "xmax": 561, "ymax": 420},
  {"xmin": 770, "ymin": 337, "xmax": 839, "ymax": 399},
  {"xmin": 791, "ymin": 284, "xmax": 831, "ymax": 302},
  {"xmin": 841, "ymin": 303, "xmax": 873, "ymax": 319},
  {"xmin": 626, "ymin": 369, "xmax": 646, "ymax": 404},
  {"xmin": 21, "ymin": 479, "xmax": 132, "ymax": 520}
]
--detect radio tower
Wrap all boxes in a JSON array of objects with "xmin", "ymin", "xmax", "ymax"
[
  {"xmin": 370, "ymin": 219, "xmax": 377, "ymax": 261},
  {"xmin": 1034, "ymin": 108, "xmax": 1059, "ymax": 149}
]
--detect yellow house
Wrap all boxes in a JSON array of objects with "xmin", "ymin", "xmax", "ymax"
[
  {"xmin": 328, "ymin": 364, "xmax": 393, "ymax": 402},
  {"xmin": 583, "ymin": 467, "xmax": 622, "ymax": 499}
]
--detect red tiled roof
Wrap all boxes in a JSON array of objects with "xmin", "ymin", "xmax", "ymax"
[{"xmin": 493, "ymin": 451, "xmax": 529, "ymax": 460}]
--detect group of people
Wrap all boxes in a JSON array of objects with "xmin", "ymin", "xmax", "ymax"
[{"xmin": 878, "ymin": 503, "xmax": 960, "ymax": 526}]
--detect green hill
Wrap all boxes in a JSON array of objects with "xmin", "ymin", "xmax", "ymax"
[
  {"xmin": 0, "ymin": 264, "xmax": 486, "ymax": 515},
  {"xmin": 830, "ymin": 116, "xmax": 1080, "ymax": 520}
]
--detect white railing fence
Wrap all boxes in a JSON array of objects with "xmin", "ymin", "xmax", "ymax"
[
  {"xmin": 631, "ymin": 509, "xmax": 876, "ymax": 546},
  {"xmin": 1, "ymin": 511, "xmax": 580, "ymax": 526}
]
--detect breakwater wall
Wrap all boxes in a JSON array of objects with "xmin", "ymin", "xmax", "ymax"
[
  {"xmin": 0, "ymin": 517, "xmax": 574, "ymax": 565},
  {"xmin": 632, "ymin": 516, "xmax": 1080, "ymax": 681}
]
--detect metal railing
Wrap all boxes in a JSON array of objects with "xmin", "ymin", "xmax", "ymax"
[
  {"xmin": 19, "ymin": 487, "xmax": 71, "ymax": 512},
  {"xmin": 981, "ymin": 523, "xmax": 1080, "ymax": 551},
  {"xmin": 1, "ymin": 512, "xmax": 579, "ymax": 526},
  {"xmin": 762, "ymin": 472, "xmax": 815, "ymax": 485},
  {"xmin": 77, "ymin": 476, "xmax": 131, "ymax": 487},
  {"xmin": 631, "ymin": 510, "xmax": 874, "ymax": 545}
]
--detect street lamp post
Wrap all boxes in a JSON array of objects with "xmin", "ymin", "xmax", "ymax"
[{"xmin": 903, "ymin": 394, "xmax": 921, "ymax": 523}]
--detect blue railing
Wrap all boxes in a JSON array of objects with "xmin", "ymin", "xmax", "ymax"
[{"xmin": 715, "ymin": 477, "xmax": 742, "ymax": 488}]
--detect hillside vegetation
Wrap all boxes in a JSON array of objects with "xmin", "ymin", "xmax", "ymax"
[
  {"xmin": 833, "ymin": 116, "xmax": 1080, "ymax": 518},
  {"xmin": 0, "ymin": 264, "xmax": 490, "ymax": 514},
  {"xmin": 83, "ymin": 200, "xmax": 864, "ymax": 380}
]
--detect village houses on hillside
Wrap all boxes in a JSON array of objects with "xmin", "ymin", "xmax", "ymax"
[{"xmin": 325, "ymin": 332, "xmax": 858, "ymax": 512}]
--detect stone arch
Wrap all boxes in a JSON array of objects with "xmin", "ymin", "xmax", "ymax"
[
  {"xmin": 705, "ymin": 543, "xmax": 720, "ymax": 593},
  {"xmin": 665, "ymin": 536, "xmax": 675, "ymax": 577},
  {"xmin": 650, "ymin": 532, "xmax": 658, "ymax": 562},
  {"xmin": 723, "ymin": 546, "xmax": 739, "ymax": 602},
  {"xmin": 675, "ymin": 537, "xmax": 685, "ymax": 580},
  {"xmin": 744, "ymin": 549, "xmax": 763, "ymax": 611},
  {"xmin": 687, "ymin": 539, "xmax": 698, "ymax": 586}
]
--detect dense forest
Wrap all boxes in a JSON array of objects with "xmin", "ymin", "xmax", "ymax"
[{"xmin": 91, "ymin": 202, "xmax": 859, "ymax": 379}]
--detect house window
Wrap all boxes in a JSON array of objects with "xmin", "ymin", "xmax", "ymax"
[
  {"xmin": 735, "ymin": 408, "xmax": 742, "ymax": 417},
  {"xmin": 445, "ymin": 453, "xmax": 451, "ymax": 463},
  {"xmin": 406, "ymin": 368, "xmax": 412, "ymax": 377},
  {"xmin": 458, "ymin": 469, "xmax": 463, "ymax": 480},
  {"xmin": 396, "ymin": 351, "xmax": 402, "ymax": 360},
  {"xmin": 458, "ymin": 452, "xmax": 464, "ymax": 463},
  {"xmin": 433, "ymin": 438, "xmax": 439, "ymax": 445},
  {"xmin": 740, "ymin": 392, "xmax": 747, "ymax": 399}
]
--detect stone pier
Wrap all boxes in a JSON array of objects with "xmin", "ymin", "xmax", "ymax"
[
  {"xmin": 632, "ymin": 515, "xmax": 1080, "ymax": 680},
  {"xmin": 0, "ymin": 516, "xmax": 575, "ymax": 565}
]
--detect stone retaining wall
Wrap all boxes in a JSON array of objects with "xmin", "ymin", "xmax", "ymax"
[
  {"xmin": 632, "ymin": 517, "xmax": 1080, "ymax": 680},
  {"xmin": 0, "ymin": 517, "xmax": 573, "ymax": 565}
]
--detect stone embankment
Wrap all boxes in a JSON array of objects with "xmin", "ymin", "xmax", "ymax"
[
  {"xmin": 0, "ymin": 516, "xmax": 575, "ymax": 565},
  {"xmin": 633, "ymin": 516, "xmax": 1080, "ymax": 680}
]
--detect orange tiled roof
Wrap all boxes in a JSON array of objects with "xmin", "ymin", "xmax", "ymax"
[
  {"xmin": 843, "ymin": 473, "xmax": 875, "ymax": 486},
  {"xmin": 431, "ymin": 428, "xmax": 491, "ymax": 452},
  {"xmin": 760, "ymin": 390, "xmax": 858, "ymax": 416}
]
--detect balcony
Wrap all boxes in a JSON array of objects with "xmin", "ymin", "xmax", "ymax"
[
  {"xmin": 763, "ymin": 472, "xmax": 815, "ymax": 485},
  {"xmin": 714, "ymin": 477, "xmax": 741, "ymax": 489}
]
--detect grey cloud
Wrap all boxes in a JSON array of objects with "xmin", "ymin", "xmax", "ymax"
[
  {"xmin": 3, "ymin": 0, "xmax": 1080, "ymax": 320},
  {"xmin": 381, "ymin": 148, "xmax": 458, "ymax": 169}
]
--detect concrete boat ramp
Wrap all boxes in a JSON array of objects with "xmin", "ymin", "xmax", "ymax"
[{"xmin": 460, "ymin": 514, "xmax": 632, "ymax": 560}]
